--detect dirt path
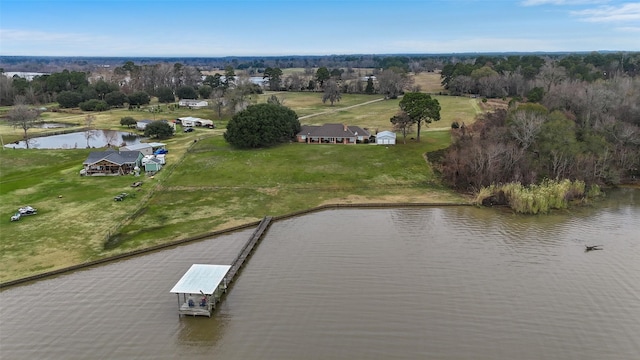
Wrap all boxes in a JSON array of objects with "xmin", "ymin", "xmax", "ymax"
[
  {"xmin": 298, "ymin": 97, "xmax": 386, "ymax": 120},
  {"xmin": 469, "ymin": 98, "xmax": 483, "ymax": 115}
]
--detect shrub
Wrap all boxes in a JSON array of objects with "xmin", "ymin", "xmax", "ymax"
[
  {"xmin": 475, "ymin": 179, "xmax": 600, "ymax": 214},
  {"xmin": 79, "ymin": 99, "xmax": 108, "ymax": 111},
  {"xmin": 120, "ymin": 116, "xmax": 137, "ymax": 128},
  {"xmin": 56, "ymin": 91, "xmax": 84, "ymax": 108}
]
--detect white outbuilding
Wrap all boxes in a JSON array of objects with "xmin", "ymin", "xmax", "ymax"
[
  {"xmin": 120, "ymin": 143, "xmax": 154, "ymax": 156},
  {"xmin": 376, "ymin": 131, "xmax": 396, "ymax": 145}
]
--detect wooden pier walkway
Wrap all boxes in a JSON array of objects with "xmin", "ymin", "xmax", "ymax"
[
  {"xmin": 226, "ymin": 216, "xmax": 273, "ymax": 284},
  {"xmin": 173, "ymin": 216, "xmax": 273, "ymax": 317}
]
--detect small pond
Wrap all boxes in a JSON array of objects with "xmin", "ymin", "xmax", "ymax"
[{"xmin": 4, "ymin": 130, "xmax": 144, "ymax": 149}]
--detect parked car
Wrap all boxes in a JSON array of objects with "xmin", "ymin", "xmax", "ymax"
[
  {"xmin": 18, "ymin": 206, "xmax": 37, "ymax": 215},
  {"xmin": 184, "ymin": 127, "xmax": 194, "ymax": 133},
  {"xmin": 114, "ymin": 193, "xmax": 129, "ymax": 201},
  {"xmin": 10, "ymin": 212, "xmax": 21, "ymax": 221},
  {"xmin": 154, "ymin": 148, "xmax": 168, "ymax": 155}
]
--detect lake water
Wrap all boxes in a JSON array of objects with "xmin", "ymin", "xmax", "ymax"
[
  {"xmin": 1, "ymin": 189, "xmax": 639, "ymax": 359},
  {"xmin": 4, "ymin": 130, "xmax": 142, "ymax": 149}
]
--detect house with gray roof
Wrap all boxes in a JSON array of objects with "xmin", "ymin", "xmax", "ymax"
[
  {"xmin": 296, "ymin": 124, "xmax": 371, "ymax": 144},
  {"xmin": 81, "ymin": 150, "xmax": 143, "ymax": 176}
]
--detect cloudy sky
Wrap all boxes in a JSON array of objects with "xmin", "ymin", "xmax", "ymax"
[{"xmin": 1, "ymin": 0, "xmax": 639, "ymax": 57}]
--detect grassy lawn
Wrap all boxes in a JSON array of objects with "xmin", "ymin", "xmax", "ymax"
[
  {"xmin": 111, "ymin": 132, "xmax": 466, "ymax": 251},
  {"xmin": 0, "ymin": 91, "xmax": 478, "ymax": 283},
  {"xmin": 413, "ymin": 71, "xmax": 445, "ymax": 94}
]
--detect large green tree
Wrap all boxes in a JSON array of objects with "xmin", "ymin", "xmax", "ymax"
[
  {"xmin": 316, "ymin": 67, "xmax": 330, "ymax": 88},
  {"xmin": 105, "ymin": 91, "xmax": 128, "ymax": 107},
  {"xmin": 144, "ymin": 121, "xmax": 174, "ymax": 139},
  {"xmin": 156, "ymin": 87, "xmax": 175, "ymax": 103},
  {"xmin": 56, "ymin": 91, "xmax": 84, "ymax": 108},
  {"xmin": 198, "ymin": 85, "xmax": 213, "ymax": 99},
  {"xmin": 263, "ymin": 67, "xmax": 283, "ymax": 91},
  {"xmin": 365, "ymin": 76, "xmax": 375, "ymax": 94},
  {"xmin": 176, "ymin": 86, "xmax": 197, "ymax": 99},
  {"xmin": 203, "ymin": 74, "xmax": 223, "ymax": 89},
  {"xmin": 224, "ymin": 66, "xmax": 236, "ymax": 90},
  {"xmin": 128, "ymin": 91, "xmax": 150, "ymax": 106},
  {"xmin": 224, "ymin": 103, "xmax": 300, "ymax": 149},
  {"xmin": 399, "ymin": 92, "xmax": 441, "ymax": 142},
  {"xmin": 93, "ymin": 79, "xmax": 119, "ymax": 99}
]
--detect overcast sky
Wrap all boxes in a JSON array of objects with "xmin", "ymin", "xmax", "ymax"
[{"xmin": 1, "ymin": 0, "xmax": 639, "ymax": 57}]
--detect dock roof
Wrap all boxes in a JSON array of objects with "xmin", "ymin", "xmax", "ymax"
[{"xmin": 169, "ymin": 264, "xmax": 231, "ymax": 295}]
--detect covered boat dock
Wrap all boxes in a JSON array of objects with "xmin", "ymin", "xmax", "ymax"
[{"xmin": 169, "ymin": 264, "xmax": 231, "ymax": 317}]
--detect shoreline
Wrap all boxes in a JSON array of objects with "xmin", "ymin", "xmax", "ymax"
[{"xmin": 0, "ymin": 201, "xmax": 470, "ymax": 288}]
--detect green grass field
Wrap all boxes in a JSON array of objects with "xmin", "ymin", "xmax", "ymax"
[{"xmin": 0, "ymin": 91, "xmax": 478, "ymax": 283}]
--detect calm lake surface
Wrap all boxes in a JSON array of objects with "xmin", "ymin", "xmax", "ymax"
[
  {"xmin": 4, "ymin": 129, "xmax": 142, "ymax": 149},
  {"xmin": 1, "ymin": 189, "xmax": 639, "ymax": 359}
]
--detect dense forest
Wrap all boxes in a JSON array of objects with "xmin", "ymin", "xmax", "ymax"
[
  {"xmin": 432, "ymin": 52, "xmax": 640, "ymax": 189},
  {"xmin": 2, "ymin": 52, "xmax": 639, "ymax": 187}
]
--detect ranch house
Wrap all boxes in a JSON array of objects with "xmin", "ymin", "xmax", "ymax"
[
  {"xmin": 296, "ymin": 124, "xmax": 370, "ymax": 144},
  {"xmin": 82, "ymin": 150, "xmax": 143, "ymax": 176}
]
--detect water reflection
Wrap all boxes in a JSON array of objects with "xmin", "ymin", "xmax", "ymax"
[
  {"xmin": 34, "ymin": 122, "xmax": 75, "ymax": 129},
  {"xmin": 176, "ymin": 316, "xmax": 227, "ymax": 347},
  {"xmin": 5, "ymin": 129, "xmax": 143, "ymax": 149}
]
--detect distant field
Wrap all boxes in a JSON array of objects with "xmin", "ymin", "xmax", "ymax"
[
  {"xmin": 412, "ymin": 71, "xmax": 445, "ymax": 94},
  {"xmin": 283, "ymin": 93, "xmax": 480, "ymax": 133}
]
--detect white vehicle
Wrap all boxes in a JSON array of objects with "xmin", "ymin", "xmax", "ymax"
[
  {"xmin": 18, "ymin": 206, "xmax": 37, "ymax": 215},
  {"xmin": 10, "ymin": 213, "xmax": 21, "ymax": 221}
]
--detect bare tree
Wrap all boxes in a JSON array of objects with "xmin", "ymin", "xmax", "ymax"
[
  {"xmin": 390, "ymin": 111, "xmax": 413, "ymax": 144},
  {"xmin": 285, "ymin": 73, "xmax": 306, "ymax": 91},
  {"xmin": 447, "ymin": 75, "xmax": 474, "ymax": 96},
  {"xmin": 103, "ymin": 129, "xmax": 120, "ymax": 148},
  {"xmin": 322, "ymin": 79, "xmax": 341, "ymax": 106},
  {"xmin": 7, "ymin": 96, "xmax": 40, "ymax": 148},
  {"xmin": 376, "ymin": 69, "xmax": 406, "ymax": 99},
  {"xmin": 0, "ymin": 76, "xmax": 15, "ymax": 106},
  {"xmin": 537, "ymin": 62, "xmax": 566, "ymax": 93},
  {"xmin": 504, "ymin": 71, "xmax": 526, "ymax": 98},
  {"xmin": 84, "ymin": 114, "xmax": 96, "ymax": 148},
  {"xmin": 226, "ymin": 75, "xmax": 257, "ymax": 114},
  {"xmin": 509, "ymin": 110, "xmax": 545, "ymax": 150},
  {"xmin": 209, "ymin": 88, "xmax": 226, "ymax": 119}
]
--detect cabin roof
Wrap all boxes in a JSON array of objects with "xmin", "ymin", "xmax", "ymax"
[
  {"xmin": 169, "ymin": 264, "xmax": 231, "ymax": 295},
  {"xmin": 83, "ymin": 150, "xmax": 141, "ymax": 166}
]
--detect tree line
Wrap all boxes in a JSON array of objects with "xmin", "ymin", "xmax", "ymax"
[{"xmin": 431, "ymin": 78, "xmax": 640, "ymax": 188}]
